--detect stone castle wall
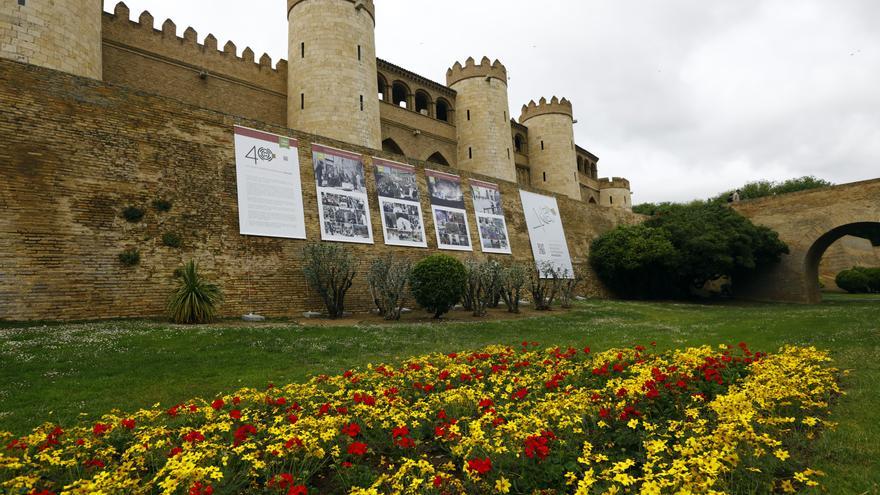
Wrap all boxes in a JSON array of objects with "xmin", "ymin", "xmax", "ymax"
[
  {"xmin": 0, "ymin": 60, "xmax": 641, "ymax": 321},
  {"xmin": 0, "ymin": 0, "xmax": 102, "ymax": 79},
  {"xmin": 522, "ymin": 112, "xmax": 581, "ymax": 200}
]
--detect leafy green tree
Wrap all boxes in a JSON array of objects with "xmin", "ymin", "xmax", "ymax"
[
  {"xmin": 714, "ymin": 176, "xmax": 832, "ymax": 202},
  {"xmin": 591, "ymin": 202, "xmax": 789, "ymax": 298},
  {"xmin": 589, "ymin": 224, "xmax": 679, "ymax": 298}
]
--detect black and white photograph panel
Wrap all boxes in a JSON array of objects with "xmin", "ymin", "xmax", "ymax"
[
  {"xmin": 375, "ymin": 162, "xmax": 420, "ymax": 202},
  {"xmin": 478, "ymin": 216, "xmax": 511, "ymax": 252},
  {"xmin": 320, "ymin": 191, "xmax": 371, "ymax": 241},
  {"xmin": 313, "ymin": 150, "xmax": 367, "ymax": 194},
  {"xmin": 471, "ymin": 182, "xmax": 503, "ymax": 216},
  {"xmin": 434, "ymin": 208, "xmax": 471, "ymax": 248},
  {"xmin": 427, "ymin": 173, "xmax": 465, "ymax": 209},
  {"xmin": 381, "ymin": 201, "xmax": 425, "ymax": 244}
]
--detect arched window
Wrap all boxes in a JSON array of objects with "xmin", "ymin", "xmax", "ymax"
[
  {"xmin": 415, "ymin": 90, "xmax": 431, "ymax": 116},
  {"xmin": 377, "ymin": 74, "xmax": 388, "ymax": 101},
  {"xmin": 436, "ymin": 98, "xmax": 451, "ymax": 122},
  {"xmin": 577, "ymin": 157, "xmax": 584, "ymax": 173},
  {"xmin": 590, "ymin": 163, "xmax": 598, "ymax": 179},
  {"xmin": 514, "ymin": 134, "xmax": 525, "ymax": 153},
  {"xmin": 392, "ymin": 82, "xmax": 409, "ymax": 109},
  {"xmin": 588, "ymin": 196, "xmax": 597, "ymax": 204},
  {"xmin": 427, "ymin": 152, "xmax": 450, "ymax": 166},
  {"xmin": 382, "ymin": 138, "xmax": 404, "ymax": 156}
]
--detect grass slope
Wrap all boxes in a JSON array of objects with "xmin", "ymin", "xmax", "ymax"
[{"xmin": 1, "ymin": 297, "xmax": 878, "ymax": 493}]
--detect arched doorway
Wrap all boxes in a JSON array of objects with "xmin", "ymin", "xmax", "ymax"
[
  {"xmin": 805, "ymin": 222, "xmax": 880, "ymax": 301},
  {"xmin": 426, "ymin": 152, "xmax": 450, "ymax": 166}
]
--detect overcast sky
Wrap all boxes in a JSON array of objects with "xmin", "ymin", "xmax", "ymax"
[{"xmin": 104, "ymin": 0, "xmax": 880, "ymax": 204}]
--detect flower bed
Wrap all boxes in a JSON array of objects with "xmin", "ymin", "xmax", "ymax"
[{"xmin": 1, "ymin": 343, "xmax": 840, "ymax": 494}]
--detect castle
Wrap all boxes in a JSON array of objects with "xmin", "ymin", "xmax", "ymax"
[{"xmin": 0, "ymin": 0, "xmax": 632, "ymax": 209}]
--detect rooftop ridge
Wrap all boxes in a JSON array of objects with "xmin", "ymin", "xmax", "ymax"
[
  {"xmin": 446, "ymin": 56, "xmax": 507, "ymax": 86},
  {"xmin": 518, "ymin": 96, "xmax": 573, "ymax": 123},
  {"xmin": 104, "ymin": 2, "xmax": 287, "ymax": 75}
]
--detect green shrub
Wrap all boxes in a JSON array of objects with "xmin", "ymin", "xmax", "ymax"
[
  {"xmin": 122, "ymin": 206, "xmax": 145, "ymax": 223},
  {"xmin": 590, "ymin": 224, "xmax": 678, "ymax": 298},
  {"xmin": 410, "ymin": 254, "xmax": 467, "ymax": 319},
  {"xmin": 367, "ymin": 255, "xmax": 412, "ymax": 321},
  {"xmin": 836, "ymin": 267, "xmax": 880, "ymax": 294},
  {"xmin": 118, "ymin": 248, "xmax": 141, "ymax": 267},
  {"xmin": 302, "ymin": 243, "xmax": 357, "ymax": 318},
  {"xmin": 152, "ymin": 199, "xmax": 173, "ymax": 212},
  {"xmin": 836, "ymin": 268, "xmax": 871, "ymax": 294},
  {"xmin": 167, "ymin": 261, "xmax": 223, "ymax": 324},
  {"xmin": 162, "ymin": 232, "xmax": 182, "ymax": 248}
]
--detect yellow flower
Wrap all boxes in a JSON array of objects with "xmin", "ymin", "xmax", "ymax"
[{"xmin": 495, "ymin": 476, "xmax": 511, "ymax": 493}]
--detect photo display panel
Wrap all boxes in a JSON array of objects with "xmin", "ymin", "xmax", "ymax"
[
  {"xmin": 426, "ymin": 169, "xmax": 473, "ymax": 251},
  {"xmin": 373, "ymin": 158, "xmax": 428, "ymax": 248},
  {"xmin": 471, "ymin": 179, "xmax": 512, "ymax": 255},
  {"xmin": 312, "ymin": 144, "xmax": 374, "ymax": 244},
  {"xmin": 233, "ymin": 125, "xmax": 306, "ymax": 239},
  {"xmin": 519, "ymin": 190, "xmax": 575, "ymax": 278}
]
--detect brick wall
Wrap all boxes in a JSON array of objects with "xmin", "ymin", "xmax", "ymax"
[{"xmin": 0, "ymin": 59, "xmax": 640, "ymax": 321}]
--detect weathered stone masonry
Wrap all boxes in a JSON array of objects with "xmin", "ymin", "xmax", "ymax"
[{"xmin": 0, "ymin": 60, "xmax": 640, "ymax": 321}]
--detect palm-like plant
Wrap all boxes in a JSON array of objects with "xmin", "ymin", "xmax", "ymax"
[{"xmin": 167, "ymin": 261, "xmax": 223, "ymax": 324}]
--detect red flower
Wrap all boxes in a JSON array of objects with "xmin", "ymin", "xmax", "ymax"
[
  {"xmin": 233, "ymin": 424, "xmax": 257, "ymax": 446},
  {"xmin": 288, "ymin": 486, "xmax": 307, "ymax": 495},
  {"xmin": 524, "ymin": 434, "xmax": 551, "ymax": 460},
  {"xmin": 183, "ymin": 430, "xmax": 205, "ymax": 444},
  {"xmin": 583, "ymin": 346, "xmax": 591, "ymax": 354},
  {"xmin": 28, "ymin": 490, "xmax": 55, "ymax": 495},
  {"xmin": 347, "ymin": 441, "xmax": 368, "ymax": 456},
  {"xmin": 341, "ymin": 423, "xmax": 361, "ymax": 438},
  {"xmin": 210, "ymin": 399, "xmax": 225, "ymax": 410},
  {"xmin": 168, "ymin": 447, "xmax": 183, "ymax": 457},
  {"xmin": 269, "ymin": 473, "xmax": 295, "ymax": 489},
  {"xmin": 341, "ymin": 461, "xmax": 353, "ymax": 468},
  {"xmin": 433, "ymin": 475, "xmax": 443, "ymax": 487},
  {"xmin": 599, "ymin": 408, "xmax": 610, "ymax": 418},
  {"xmin": 229, "ymin": 409, "xmax": 242, "ymax": 420},
  {"xmin": 167, "ymin": 405, "xmax": 180, "ymax": 417},
  {"xmin": 121, "ymin": 419, "xmax": 136, "ymax": 430},
  {"xmin": 395, "ymin": 437, "xmax": 415, "ymax": 449},
  {"xmin": 284, "ymin": 437, "xmax": 303, "ymax": 449},
  {"xmin": 512, "ymin": 387, "xmax": 529, "ymax": 400},
  {"xmin": 92, "ymin": 423, "xmax": 111, "ymax": 437},
  {"xmin": 392, "ymin": 426, "xmax": 410, "ymax": 438},
  {"xmin": 287, "ymin": 414, "xmax": 299, "ymax": 424},
  {"xmin": 83, "ymin": 458, "xmax": 105, "ymax": 469},
  {"xmin": 467, "ymin": 457, "xmax": 492, "ymax": 475},
  {"xmin": 189, "ymin": 482, "xmax": 214, "ymax": 495},
  {"xmin": 478, "ymin": 398, "xmax": 494, "ymax": 409},
  {"xmin": 233, "ymin": 396, "xmax": 241, "ymax": 405}
]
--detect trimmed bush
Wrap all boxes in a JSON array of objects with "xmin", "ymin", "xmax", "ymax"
[
  {"xmin": 528, "ymin": 261, "xmax": 562, "ymax": 311},
  {"xmin": 367, "ymin": 255, "xmax": 411, "ymax": 321},
  {"xmin": 167, "ymin": 261, "xmax": 223, "ymax": 324},
  {"xmin": 122, "ymin": 206, "xmax": 145, "ymax": 223},
  {"xmin": 410, "ymin": 254, "xmax": 467, "ymax": 319},
  {"xmin": 162, "ymin": 232, "xmax": 182, "ymax": 248},
  {"xmin": 558, "ymin": 264, "xmax": 585, "ymax": 308},
  {"xmin": 836, "ymin": 267, "xmax": 880, "ymax": 294},
  {"xmin": 302, "ymin": 243, "xmax": 356, "ymax": 318},
  {"xmin": 118, "ymin": 248, "xmax": 141, "ymax": 267}
]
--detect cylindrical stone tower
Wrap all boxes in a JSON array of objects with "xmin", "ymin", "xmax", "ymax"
[
  {"xmin": 446, "ymin": 57, "xmax": 516, "ymax": 183},
  {"xmin": 519, "ymin": 97, "xmax": 580, "ymax": 200},
  {"xmin": 600, "ymin": 177, "xmax": 633, "ymax": 210},
  {"xmin": 0, "ymin": 0, "xmax": 102, "ymax": 80},
  {"xmin": 287, "ymin": 0, "xmax": 381, "ymax": 149}
]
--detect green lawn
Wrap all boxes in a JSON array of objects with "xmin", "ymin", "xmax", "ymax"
[{"xmin": 1, "ymin": 297, "xmax": 878, "ymax": 493}]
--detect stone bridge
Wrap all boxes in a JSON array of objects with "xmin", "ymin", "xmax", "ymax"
[{"xmin": 733, "ymin": 179, "xmax": 880, "ymax": 303}]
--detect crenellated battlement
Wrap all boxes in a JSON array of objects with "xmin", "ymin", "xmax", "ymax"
[
  {"xmin": 518, "ymin": 96, "xmax": 573, "ymax": 123},
  {"xmin": 288, "ymin": 0, "xmax": 376, "ymax": 21},
  {"xmin": 599, "ymin": 177, "xmax": 631, "ymax": 190},
  {"xmin": 446, "ymin": 56, "xmax": 508, "ymax": 86},
  {"xmin": 103, "ymin": 2, "xmax": 287, "ymax": 84}
]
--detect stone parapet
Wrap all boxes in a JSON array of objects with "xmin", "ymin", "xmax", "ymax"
[
  {"xmin": 599, "ymin": 177, "xmax": 631, "ymax": 190},
  {"xmin": 519, "ymin": 96, "xmax": 573, "ymax": 123},
  {"xmin": 446, "ymin": 56, "xmax": 508, "ymax": 86},
  {"xmin": 288, "ymin": 0, "xmax": 375, "ymax": 22}
]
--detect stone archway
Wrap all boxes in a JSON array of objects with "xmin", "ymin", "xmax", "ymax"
[{"xmin": 732, "ymin": 179, "xmax": 880, "ymax": 303}]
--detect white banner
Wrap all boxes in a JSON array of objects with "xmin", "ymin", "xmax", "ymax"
[
  {"xmin": 471, "ymin": 179, "xmax": 512, "ymax": 255},
  {"xmin": 312, "ymin": 144, "xmax": 374, "ymax": 244},
  {"xmin": 519, "ymin": 190, "xmax": 574, "ymax": 278},
  {"xmin": 233, "ymin": 126, "xmax": 306, "ymax": 239},
  {"xmin": 427, "ymin": 169, "xmax": 472, "ymax": 251},
  {"xmin": 373, "ymin": 158, "xmax": 428, "ymax": 248}
]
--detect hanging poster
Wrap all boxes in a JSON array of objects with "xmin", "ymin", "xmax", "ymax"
[
  {"xmin": 519, "ymin": 190, "xmax": 574, "ymax": 278},
  {"xmin": 471, "ymin": 179, "xmax": 512, "ymax": 254},
  {"xmin": 233, "ymin": 125, "xmax": 306, "ymax": 239},
  {"xmin": 426, "ymin": 169, "xmax": 473, "ymax": 251},
  {"xmin": 373, "ymin": 158, "xmax": 428, "ymax": 248},
  {"xmin": 312, "ymin": 144, "xmax": 374, "ymax": 244}
]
